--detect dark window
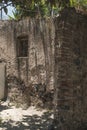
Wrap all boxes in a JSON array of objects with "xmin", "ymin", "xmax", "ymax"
[{"xmin": 17, "ymin": 36, "xmax": 28, "ymax": 57}]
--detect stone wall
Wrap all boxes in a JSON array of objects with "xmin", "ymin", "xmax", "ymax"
[
  {"xmin": 54, "ymin": 8, "xmax": 87, "ymax": 130},
  {"xmin": 0, "ymin": 18, "xmax": 55, "ymax": 107},
  {"xmin": 0, "ymin": 21, "xmax": 17, "ymax": 76},
  {"xmin": 0, "ymin": 8, "xmax": 87, "ymax": 128},
  {"xmin": 14, "ymin": 18, "xmax": 55, "ymax": 90},
  {"xmin": 0, "ymin": 18, "xmax": 55, "ymax": 92}
]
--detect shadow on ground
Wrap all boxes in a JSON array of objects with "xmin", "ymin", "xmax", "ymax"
[
  {"xmin": 0, "ymin": 105, "xmax": 53, "ymax": 130},
  {"xmin": 0, "ymin": 105, "xmax": 9, "ymax": 112}
]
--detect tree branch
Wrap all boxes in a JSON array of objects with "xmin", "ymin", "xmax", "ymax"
[{"xmin": 0, "ymin": 2, "xmax": 12, "ymax": 10}]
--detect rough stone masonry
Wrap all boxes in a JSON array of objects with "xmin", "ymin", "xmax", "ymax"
[
  {"xmin": 0, "ymin": 7, "xmax": 87, "ymax": 130},
  {"xmin": 54, "ymin": 8, "xmax": 87, "ymax": 130}
]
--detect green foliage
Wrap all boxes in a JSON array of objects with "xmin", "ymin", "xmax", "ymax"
[
  {"xmin": 70, "ymin": 0, "xmax": 87, "ymax": 7},
  {"xmin": 70, "ymin": 0, "xmax": 87, "ymax": 11},
  {"xmin": 0, "ymin": 0, "xmax": 87, "ymax": 19},
  {"xmin": 8, "ymin": 10, "xmax": 22, "ymax": 20}
]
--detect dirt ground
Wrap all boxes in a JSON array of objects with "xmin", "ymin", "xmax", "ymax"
[{"xmin": 0, "ymin": 101, "xmax": 53, "ymax": 130}]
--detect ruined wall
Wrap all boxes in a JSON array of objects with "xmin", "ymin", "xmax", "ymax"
[
  {"xmin": 54, "ymin": 8, "xmax": 87, "ymax": 130},
  {"xmin": 15, "ymin": 18, "xmax": 55, "ymax": 90},
  {"xmin": 0, "ymin": 21, "xmax": 18, "ymax": 77},
  {"xmin": 1, "ymin": 8, "xmax": 87, "ymax": 127},
  {"xmin": 0, "ymin": 18, "xmax": 55, "ymax": 92}
]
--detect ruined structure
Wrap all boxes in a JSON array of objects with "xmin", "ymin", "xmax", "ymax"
[
  {"xmin": 54, "ymin": 8, "xmax": 87, "ymax": 129},
  {"xmin": 0, "ymin": 17, "xmax": 55, "ymax": 107},
  {"xmin": 0, "ymin": 7, "xmax": 87, "ymax": 129},
  {"xmin": 0, "ymin": 18, "xmax": 55, "ymax": 96}
]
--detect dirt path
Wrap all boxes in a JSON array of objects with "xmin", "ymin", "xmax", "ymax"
[{"xmin": 0, "ymin": 102, "xmax": 53, "ymax": 130}]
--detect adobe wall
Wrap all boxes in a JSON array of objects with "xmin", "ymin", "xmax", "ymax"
[{"xmin": 54, "ymin": 8, "xmax": 87, "ymax": 130}]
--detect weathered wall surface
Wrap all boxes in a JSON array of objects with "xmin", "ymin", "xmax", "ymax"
[
  {"xmin": 15, "ymin": 18, "xmax": 55, "ymax": 90},
  {"xmin": 54, "ymin": 8, "xmax": 87, "ymax": 130},
  {"xmin": 0, "ymin": 18, "xmax": 55, "ymax": 93},
  {"xmin": 0, "ymin": 63, "xmax": 6, "ymax": 99},
  {"xmin": 0, "ymin": 21, "xmax": 18, "ymax": 77},
  {"xmin": 0, "ymin": 8, "xmax": 87, "ymax": 128}
]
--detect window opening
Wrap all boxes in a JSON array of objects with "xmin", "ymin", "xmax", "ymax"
[{"xmin": 17, "ymin": 36, "xmax": 28, "ymax": 57}]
